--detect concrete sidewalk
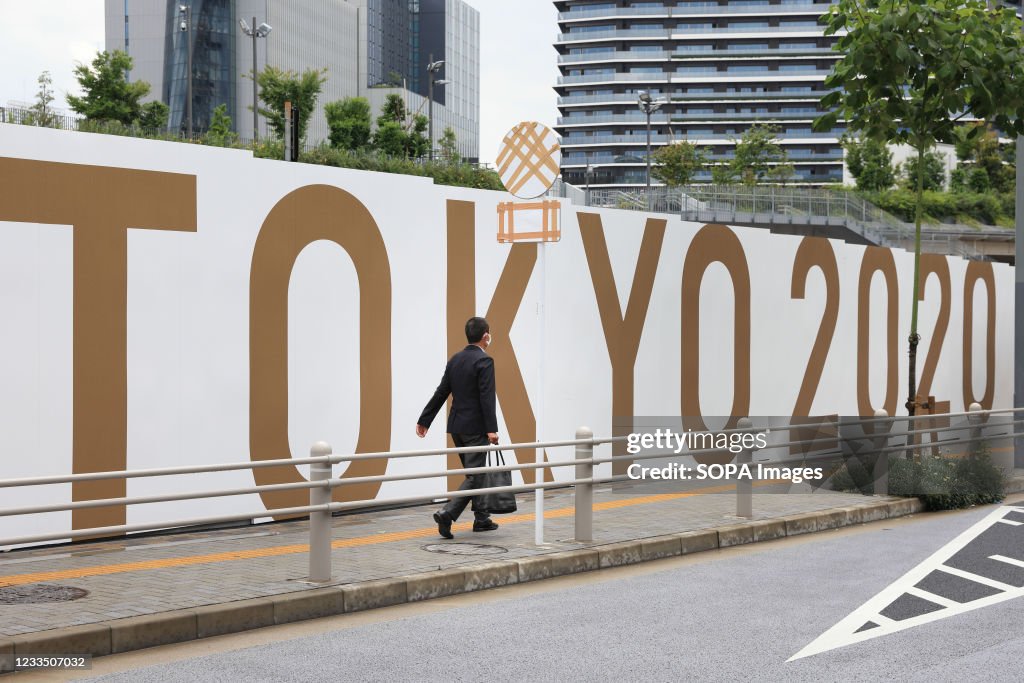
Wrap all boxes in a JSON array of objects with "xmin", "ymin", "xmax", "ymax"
[{"xmin": 2, "ymin": 474, "xmax": 1022, "ymax": 668}]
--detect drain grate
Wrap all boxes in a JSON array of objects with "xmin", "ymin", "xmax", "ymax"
[
  {"xmin": 422, "ymin": 543, "xmax": 508, "ymax": 556},
  {"xmin": 0, "ymin": 585, "xmax": 89, "ymax": 604}
]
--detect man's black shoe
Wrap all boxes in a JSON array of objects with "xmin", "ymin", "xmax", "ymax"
[
  {"xmin": 472, "ymin": 519, "xmax": 499, "ymax": 532},
  {"xmin": 433, "ymin": 511, "xmax": 454, "ymax": 539}
]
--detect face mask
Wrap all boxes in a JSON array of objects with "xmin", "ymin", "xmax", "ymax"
[{"xmin": 484, "ymin": 333, "xmax": 493, "ymax": 346}]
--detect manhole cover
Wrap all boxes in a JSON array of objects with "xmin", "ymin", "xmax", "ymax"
[
  {"xmin": 0, "ymin": 585, "xmax": 89, "ymax": 604},
  {"xmin": 422, "ymin": 543, "xmax": 507, "ymax": 556}
]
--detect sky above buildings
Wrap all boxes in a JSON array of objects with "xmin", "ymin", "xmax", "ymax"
[{"xmin": 0, "ymin": 0, "xmax": 557, "ymax": 165}]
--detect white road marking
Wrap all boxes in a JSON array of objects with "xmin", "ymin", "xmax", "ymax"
[
  {"xmin": 990, "ymin": 554, "xmax": 1024, "ymax": 569},
  {"xmin": 789, "ymin": 506, "xmax": 1024, "ymax": 661},
  {"xmin": 935, "ymin": 565, "xmax": 1017, "ymax": 592},
  {"xmin": 904, "ymin": 586, "xmax": 959, "ymax": 610}
]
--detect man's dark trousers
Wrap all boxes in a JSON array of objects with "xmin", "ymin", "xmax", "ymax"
[{"xmin": 444, "ymin": 433, "xmax": 490, "ymax": 522}]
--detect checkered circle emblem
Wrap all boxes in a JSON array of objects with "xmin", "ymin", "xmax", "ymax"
[{"xmin": 496, "ymin": 122, "xmax": 561, "ymax": 199}]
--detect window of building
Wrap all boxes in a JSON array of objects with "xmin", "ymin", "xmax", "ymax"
[
  {"xmin": 569, "ymin": 23, "xmax": 617, "ymax": 33},
  {"xmin": 729, "ymin": 21, "xmax": 770, "ymax": 28},
  {"xmin": 726, "ymin": 43, "xmax": 769, "ymax": 50},
  {"xmin": 569, "ymin": 3, "xmax": 616, "ymax": 12}
]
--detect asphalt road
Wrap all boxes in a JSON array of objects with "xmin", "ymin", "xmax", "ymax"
[{"xmin": 38, "ymin": 498, "xmax": 1024, "ymax": 682}]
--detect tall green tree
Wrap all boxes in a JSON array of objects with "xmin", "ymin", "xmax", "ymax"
[
  {"xmin": 67, "ymin": 50, "xmax": 150, "ymax": 125},
  {"xmin": 730, "ymin": 123, "xmax": 790, "ymax": 185},
  {"xmin": 324, "ymin": 97, "xmax": 372, "ymax": 150},
  {"xmin": 815, "ymin": 0, "xmax": 1024, "ymax": 416},
  {"xmin": 138, "ymin": 100, "xmax": 169, "ymax": 134},
  {"xmin": 842, "ymin": 136, "xmax": 896, "ymax": 191},
  {"xmin": 378, "ymin": 94, "xmax": 407, "ymax": 126},
  {"xmin": 711, "ymin": 163, "xmax": 738, "ymax": 185},
  {"xmin": 26, "ymin": 71, "xmax": 59, "ymax": 127},
  {"xmin": 958, "ymin": 125, "xmax": 1014, "ymax": 193},
  {"xmin": 438, "ymin": 126, "xmax": 460, "ymax": 163},
  {"xmin": 255, "ymin": 66, "xmax": 327, "ymax": 141},
  {"xmin": 652, "ymin": 141, "xmax": 706, "ymax": 186},
  {"xmin": 900, "ymin": 150, "xmax": 945, "ymax": 192},
  {"xmin": 407, "ymin": 114, "xmax": 429, "ymax": 158},
  {"xmin": 205, "ymin": 103, "xmax": 237, "ymax": 147},
  {"xmin": 373, "ymin": 121, "xmax": 407, "ymax": 157}
]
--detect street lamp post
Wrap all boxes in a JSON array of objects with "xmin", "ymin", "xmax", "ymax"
[
  {"xmin": 426, "ymin": 55, "xmax": 449, "ymax": 161},
  {"xmin": 585, "ymin": 164, "xmax": 593, "ymax": 206},
  {"xmin": 239, "ymin": 17, "xmax": 272, "ymax": 142},
  {"xmin": 179, "ymin": 4, "xmax": 192, "ymax": 137},
  {"xmin": 638, "ymin": 90, "xmax": 664, "ymax": 211}
]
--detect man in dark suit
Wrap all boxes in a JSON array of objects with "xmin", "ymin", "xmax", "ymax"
[{"xmin": 416, "ymin": 316, "xmax": 499, "ymax": 538}]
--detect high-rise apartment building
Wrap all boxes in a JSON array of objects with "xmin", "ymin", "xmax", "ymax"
[
  {"xmin": 554, "ymin": 0, "xmax": 845, "ymax": 189},
  {"xmin": 105, "ymin": 0, "xmax": 479, "ymax": 160}
]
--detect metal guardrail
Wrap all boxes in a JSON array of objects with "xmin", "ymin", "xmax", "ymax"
[
  {"xmin": 583, "ymin": 184, "xmax": 997, "ymax": 260},
  {"xmin": 0, "ymin": 406, "xmax": 1019, "ymax": 583}
]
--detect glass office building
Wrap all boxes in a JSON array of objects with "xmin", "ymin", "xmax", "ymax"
[
  {"xmin": 164, "ymin": 0, "xmax": 236, "ymax": 134},
  {"xmin": 554, "ymin": 0, "xmax": 846, "ymax": 189}
]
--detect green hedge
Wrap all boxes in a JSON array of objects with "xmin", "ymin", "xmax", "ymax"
[
  {"xmin": 861, "ymin": 189, "xmax": 1015, "ymax": 227},
  {"xmin": 62, "ymin": 122, "xmax": 504, "ymax": 192},
  {"xmin": 828, "ymin": 450, "xmax": 1005, "ymax": 511},
  {"xmin": 297, "ymin": 146, "xmax": 505, "ymax": 191}
]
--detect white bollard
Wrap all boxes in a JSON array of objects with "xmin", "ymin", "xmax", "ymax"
[
  {"xmin": 574, "ymin": 426, "xmax": 594, "ymax": 542},
  {"xmin": 308, "ymin": 441, "xmax": 333, "ymax": 583},
  {"xmin": 967, "ymin": 402, "xmax": 984, "ymax": 459},
  {"xmin": 736, "ymin": 417, "xmax": 753, "ymax": 519},
  {"xmin": 872, "ymin": 409, "xmax": 890, "ymax": 496}
]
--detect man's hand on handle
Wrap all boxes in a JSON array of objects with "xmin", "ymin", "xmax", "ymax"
[{"xmin": 487, "ymin": 432, "xmax": 499, "ymax": 445}]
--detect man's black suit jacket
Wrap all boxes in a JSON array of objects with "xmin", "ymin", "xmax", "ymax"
[{"xmin": 418, "ymin": 345, "xmax": 498, "ymax": 435}]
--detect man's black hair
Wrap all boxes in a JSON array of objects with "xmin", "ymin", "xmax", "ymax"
[{"xmin": 465, "ymin": 317, "xmax": 489, "ymax": 343}]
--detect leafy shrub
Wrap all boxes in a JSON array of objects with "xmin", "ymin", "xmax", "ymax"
[
  {"xmin": 828, "ymin": 448, "xmax": 1005, "ymax": 511},
  {"xmin": 297, "ymin": 145, "xmax": 505, "ymax": 191},
  {"xmin": 863, "ymin": 188, "xmax": 1014, "ymax": 226}
]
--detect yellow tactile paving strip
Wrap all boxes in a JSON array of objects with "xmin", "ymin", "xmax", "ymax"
[{"xmin": 0, "ymin": 483, "xmax": 751, "ymax": 589}]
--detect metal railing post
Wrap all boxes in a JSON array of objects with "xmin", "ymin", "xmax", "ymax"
[
  {"xmin": 872, "ymin": 409, "xmax": 891, "ymax": 496},
  {"xmin": 574, "ymin": 426, "xmax": 594, "ymax": 542},
  {"xmin": 308, "ymin": 441, "xmax": 333, "ymax": 583},
  {"xmin": 967, "ymin": 402, "xmax": 983, "ymax": 458},
  {"xmin": 736, "ymin": 417, "xmax": 753, "ymax": 519}
]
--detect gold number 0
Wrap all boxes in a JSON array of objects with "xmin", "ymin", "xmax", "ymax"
[{"xmin": 962, "ymin": 261, "xmax": 996, "ymax": 410}]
